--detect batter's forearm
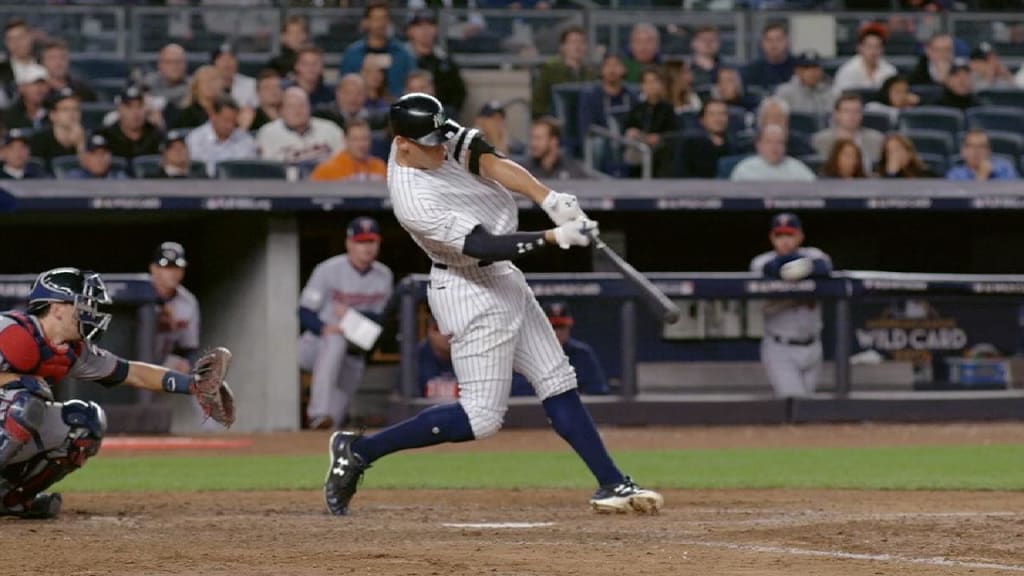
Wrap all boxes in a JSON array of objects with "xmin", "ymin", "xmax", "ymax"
[
  {"xmin": 462, "ymin": 225, "xmax": 554, "ymax": 261},
  {"xmin": 479, "ymin": 155, "xmax": 550, "ymax": 204}
]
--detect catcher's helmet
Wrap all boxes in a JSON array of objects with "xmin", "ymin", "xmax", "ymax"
[
  {"xmin": 29, "ymin": 267, "xmax": 112, "ymax": 341},
  {"xmin": 390, "ymin": 92, "xmax": 460, "ymax": 146}
]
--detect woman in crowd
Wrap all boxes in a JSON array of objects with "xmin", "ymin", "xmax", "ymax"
[
  {"xmin": 877, "ymin": 133, "xmax": 935, "ymax": 178},
  {"xmin": 670, "ymin": 59, "xmax": 702, "ymax": 114},
  {"xmin": 168, "ymin": 65, "xmax": 227, "ymax": 129},
  {"xmin": 820, "ymin": 138, "xmax": 868, "ymax": 179},
  {"xmin": 624, "ymin": 66, "xmax": 678, "ymax": 178}
]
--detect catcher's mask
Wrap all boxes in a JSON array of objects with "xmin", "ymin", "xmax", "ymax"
[{"xmin": 28, "ymin": 267, "xmax": 113, "ymax": 342}]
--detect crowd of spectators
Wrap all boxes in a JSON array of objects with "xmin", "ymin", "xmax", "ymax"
[{"xmin": 1, "ymin": 4, "xmax": 1024, "ymax": 183}]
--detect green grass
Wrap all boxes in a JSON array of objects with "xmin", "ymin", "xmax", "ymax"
[{"xmin": 54, "ymin": 444, "xmax": 1024, "ymax": 493}]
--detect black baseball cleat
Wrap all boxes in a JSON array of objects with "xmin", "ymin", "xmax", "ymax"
[
  {"xmin": 0, "ymin": 492, "xmax": 62, "ymax": 519},
  {"xmin": 589, "ymin": 477, "xmax": 663, "ymax": 515},
  {"xmin": 324, "ymin": 431, "xmax": 369, "ymax": 516}
]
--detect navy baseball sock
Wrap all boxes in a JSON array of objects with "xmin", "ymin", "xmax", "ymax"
[
  {"xmin": 543, "ymin": 390, "xmax": 625, "ymax": 487},
  {"xmin": 351, "ymin": 402, "xmax": 474, "ymax": 464}
]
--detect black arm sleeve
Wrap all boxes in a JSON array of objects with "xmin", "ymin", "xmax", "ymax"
[
  {"xmin": 462, "ymin": 225, "xmax": 548, "ymax": 261},
  {"xmin": 96, "ymin": 358, "xmax": 130, "ymax": 388}
]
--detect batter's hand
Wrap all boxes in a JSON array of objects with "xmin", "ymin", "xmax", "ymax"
[
  {"xmin": 541, "ymin": 191, "xmax": 586, "ymax": 226},
  {"xmin": 551, "ymin": 217, "xmax": 599, "ymax": 249}
]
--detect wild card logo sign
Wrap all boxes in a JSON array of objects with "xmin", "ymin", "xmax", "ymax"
[{"xmin": 856, "ymin": 300, "xmax": 967, "ymax": 369}]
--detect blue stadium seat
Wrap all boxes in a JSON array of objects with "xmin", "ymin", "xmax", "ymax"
[
  {"xmin": 216, "ymin": 159, "xmax": 288, "ymax": 180},
  {"xmin": 904, "ymin": 129, "xmax": 956, "ymax": 157},
  {"xmin": 551, "ymin": 82, "xmax": 594, "ymax": 158},
  {"xmin": 716, "ymin": 154, "xmax": 748, "ymax": 179},
  {"xmin": 986, "ymin": 131, "xmax": 1024, "ymax": 158},
  {"xmin": 899, "ymin": 107, "xmax": 964, "ymax": 139},
  {"xmin": 909, "ymin": 84, "xmax": 943, "ymax": 104},
  {"xmin": 51, "ymin": 155, "xmax": 128, "ymax": 179},
  {"xmin": 27, "ymin": 157, "xmax": 49, "ymax": 177},
  {"xmin": 798, "ymin": 153, "xmax": 825, "ymax": 175},
  {"xmin": 69, "ymin": 57, "xmax": 130, "ymax": 81},
  {"xmin": 132, "ymin": 155, "xmax": 207, "ymax": 178},
  {"xmin": 79, "ymin": 102, "xmax": 116, "ymax": 131},
  {"xmin": 917, "ymin": 153, "xmax": 948, "ymax": 176},
  {"xmin": 966, "ymin": 106, "xmax": 1024, "ymax": 134},
  {"xmin": 727, "ymin": 106, "xmax": 749, "ymax": 134},
  {"xmin": 861, "ymin": 110, "xmax": 892, "ymax": 133},
  {"xmin": 676, "ymin": 110, "xmax": 700, "ymax": 133},
  {"xmin": 788, "ymin": 111, "xmax": 820, "ymax": 137},
  {"xmin": 978, "ymin": 89, "xmax": 1024, "ymax": 108}
]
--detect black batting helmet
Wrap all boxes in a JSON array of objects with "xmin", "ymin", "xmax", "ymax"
[{"xmin": 390, "ymin": 92, "xmax": 460, "ymax": 145}]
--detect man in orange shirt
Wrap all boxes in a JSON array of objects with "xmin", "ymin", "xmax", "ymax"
[{"xmin": 310, "ymin": 118, "xmax": 385, "ymax": 182}]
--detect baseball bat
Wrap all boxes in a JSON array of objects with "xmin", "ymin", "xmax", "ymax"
[{"xmin": 590, "ymin": 233, "xmax": 682, "ymax": 324}]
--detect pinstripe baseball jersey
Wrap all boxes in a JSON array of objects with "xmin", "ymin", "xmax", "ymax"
[
  {"xmin": 388, "ymin": 126, "xmax": 518, "ymax": 267},
  {"xmin": 299, "ymin": 255, "xmax": 393, "ymax": 326}
]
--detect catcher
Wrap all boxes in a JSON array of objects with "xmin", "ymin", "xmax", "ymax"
[{"xmin": 0, "ymin": 267, "xmax": 235, "ymax": 518}]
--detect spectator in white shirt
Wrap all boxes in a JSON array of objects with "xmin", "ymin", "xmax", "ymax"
[
  {"xmin": 256, "ymin": 86, "xmax": 344, "ymax": 165},
  {"xmin": 833, "ymin": 23, "xmax": 897, "ymax": 93},
  {"xmin": 731, "ymin": 124, "xmax": 816, "ymax": 182},
  {"xmin": 812, "ymin": 92, "xmax": 884, "ymax": 167},
  {"xmin": 185, "ymin": 94, "xmax": 258, "ymax": 176},
  {"xmin": 212, "ymin": 44, "xmax": 258, "ymax": 109}
]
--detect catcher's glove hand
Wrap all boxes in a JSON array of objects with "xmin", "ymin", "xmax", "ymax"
[{"xmin": 191, "ymin": 347, "xmax": 236, "ymax": 427}]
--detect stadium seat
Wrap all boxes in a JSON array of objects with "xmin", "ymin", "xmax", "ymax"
[
  {"xmin": 727, "ymin": 106, "xmax": 750, "ymax": 134},
  {"xmin": 716, "ymin": 154, "xmax": 748, "ymax": 179},
  {"xmin": 986, "ymin": 131, "xmax": 1024, "ymax": 158},
  {"xmin": 966, "ymin": 106, "xmax": 1024, "ymax": 134},
  {"xmin": 798, "ymin": 153, "xmax": 825, "ymax": 175},
  {"xmin": 909, "ymin": 84, "xmax": 943, "ymax": 104},
  {"xmin": 978, "ymin": 88, "xmax": 1024, "ymax": 108},
  {"xmin": 79, "ymin": 102, "xmax": 116, "ymax": 131},
  {"xmin": 788, "ymin": 111, "xmax": 820, "ymax": 137},
  {"xmin": 861, "ymin": 110, "xmax": 892, "ymax": 133},
  {"xmin": 27, "ymin": 157, "xmax": 49, "ymax": 177},
  {"xmin": 551, "ymin": 82, "xmax": 594, "ymax": 157},
  {"xmin": 898, "ymin": 107, "xmax": 964, "ymax": 139},
  {"xmin": 904, "ymin": 129, "xmax": 956, "ymax": 157},
  {"xmin": 216, "ymin": 159, "xmax": 288, "ymax": 180},
  {"xmin": 132, "ymin": 155, "xmax": 207, "ymax": 178},
  {"xmin": 843, "ymin": 87, "xmax": 878, "ymax": 104},
  {"xmin": 69, "ymin": 57, "xmax": 130, "ymax": 81},
  {"xmin": 51, "ymin": 155, "xmax": 128, "ymax": 179},
  {"xmin": 676, "ymin": 110, "xmax": 700, "ymax": 133},
  {"xmin": 917, "ymin": 152, "xmax": 949, "ymax": 176}
]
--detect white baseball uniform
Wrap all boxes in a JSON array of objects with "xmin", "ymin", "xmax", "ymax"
[
  {"xmin": 388, "ymin": 126, "xmax": 578, "ymax": 439},
  {"xmin": 750, "ymin": 246, "xmax": 831, "ymax": 398}
]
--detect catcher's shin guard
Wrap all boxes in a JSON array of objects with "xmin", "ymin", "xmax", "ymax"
[
  {"xmin": 1, "ymin": 400, "xmax": 105, "ymax": 510},
  {"xmin": 0, "ymin": 391, "xmax": 46, "ymax": 468}
]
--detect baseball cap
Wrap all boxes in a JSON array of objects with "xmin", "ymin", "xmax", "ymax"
[
  {"xmin": 346, "ymin": 216, "xmax": 381, "ymax": 242},
  {"xmin": 45, "ymin": 86, "xmax": 78, "ymax": 111},
  {"xmin": 161, "ymin": 128, "xmax": 189, "ymax": 151},
  {"xmin": 153, "ymin": 241, "xmax": 187, "ymax": 268},
  {"xmin": 115, "ymin": 85, "xmax": 145, "ymax": 105},
  {"xmin": 17, "ymin": 64, "xmax": 48, "ymax": 85},
  {"xmin": 544, "ymin": 301, "xmax": 574, "ymax": 328},
  {"xmin": 950, "ymin": 58, "xmax": 971, "ymax": 74},
  {"xmin": 794, "ymin": 50, "xmax": 822, "ymax": 68},
  {"xmin": 970, "ymin": 42, "xmax": 994, "ymax": 61},
  {"xmin": 85, "ymin": 133, "xmax": 110, "ymax": 152},
  {"xmin": 478, "ymin": 100, "xmax": 505, "ymax": 118},
  {"xmin": 2, "ymin": 128, "xmax": 31, "ymax": 146},
  {"xmin": 406, "ymin": 10, "xmax": 436, "ymax": 28},
  {"xmin": 770, "ymin": 213, "xmax": 802, "ymax": 235}
]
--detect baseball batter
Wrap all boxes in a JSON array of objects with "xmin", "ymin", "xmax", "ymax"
[
  {"xmin": 750, "ymin": 213, "xmax": 833, "ymax": 398},
  {"xmin": 0, "ymin": 268, "xmax": 233, "ymax": 519},
  {"xmin": 298, "ymin": 217, "xmax": 393, "ymax": 429},
  {"xmin": 323, "ymin": 93, "xmax": 662, "ymax": 516}
]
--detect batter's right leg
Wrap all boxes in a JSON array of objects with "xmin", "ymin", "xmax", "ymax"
[{"xmin": 761, "ymin": 339, "xmax": 811, "ymax": 398}]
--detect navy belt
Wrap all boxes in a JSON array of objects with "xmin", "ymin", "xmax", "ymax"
[
  {"xmin": 433, "ymin": 261, "xmax": 493, "ymax": 270},
  {"xmin": 770, "ymin": 334, "xmax": 818, "ymax": 346}
]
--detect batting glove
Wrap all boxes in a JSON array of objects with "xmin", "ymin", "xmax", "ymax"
[
  {"xmin": 541, "ymin": 191, "xmax": 586, "ymax": 226},
  {"xmin": 552, "ymin": 217, "xmax": 599, "ymax": 249}
]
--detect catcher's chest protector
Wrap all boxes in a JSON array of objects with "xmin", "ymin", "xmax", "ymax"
[{"xmin": 0, "ymin": 312, "xmax": 83, "ymax": 384}]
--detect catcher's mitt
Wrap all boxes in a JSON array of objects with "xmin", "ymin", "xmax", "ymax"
[{"xmin": 191, "ymin": 347, "xmax": 236, "ymax": 427}]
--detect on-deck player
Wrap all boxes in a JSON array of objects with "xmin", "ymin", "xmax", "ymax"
[{"xmin": 323, "ymin": 92, "xmax": 663, "ymax": 516}]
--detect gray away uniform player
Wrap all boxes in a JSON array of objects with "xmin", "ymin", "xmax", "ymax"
[
  {"xmin": 150, "ymin": 242, "xmax": 200, "ymax": 372},
  {"xmin": 323, "ymin": 92, "xmax": 663, "ymax": 516},
  {"xmin": 298, "ymin": 217, "xmax": 393, "ymax": 429},
  {"xmin": 0, "ymin": 268, "xmax": 232, "ymax": 519},
  {"xmin": 750, "ymin": 213, "xmax": 833, "ymax": 398}
]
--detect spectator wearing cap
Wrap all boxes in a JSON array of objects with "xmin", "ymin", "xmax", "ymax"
[
  {"xmin": 732, "ymin": 124, "xmax": 816, "ymax": 182},
  {"xmin": 290, "ymin": 46, "xmax": 334, "ymax": 108},
  {"xmin": 833, "ymin": 23, "xmax": 897, "ymax": 93},
  {"xmin": 678, "ymin": 99, "xmax": 738, "ymax": 178},
  {"xmin": 309, "ymin": 118, "xmax": 384, "ymax": 182},
  {"xmin": 403, "ymin": 69, "xmax": 434, "ymax": 96},
  {"xmin": 711, "ymin": 67, "xmax": 759, "ymax": 113},
  {"xmin": 185, "ymin": 94, "xmax": 259, "ymax": 177},
  {"xmin": 757, "ymin": 96, "xmax": 814, "ymax": 158},
  {"xmin": 212, "ymin": 44, "xmax": 258, "ymax": 110},
  {"xmin": 257, "ymin": 86, "xmax": 345, "ymax": 165},
  {"xmin": 936, "ymin": 60, "xmax": 979, "ymax": 110},
  {"xmin": 247, "ymin": 69, "xmax": 283, "ymax": 133},
  {"xmin": 340, "ymin": 1, "xmax": 416, "ymax": 98},
  {"xmin": 0, "ymin": 19, "xmax": 38, "ymax": 92},
  {"xmin": 404, "ymin": 11, "xmax": 467, "ymax": 116},
  {"xmin": 149, "ymin": 130, "xmax": 195, "ymax": 179},
  {"xmin": 577, "ymin": 53, "xmax": 637, "ymax": 177},
  {"xmin": 624, "ymin": 66, "xmax": 678, "ymax": 178},
  {"xmin": 946, "ymin": 129, "xmax": 1019, "ymax": 182},
  {"xmin": 149, "ymin": 242, "xmax": 200, "ymax": 373},
  {"xmin": 474, "ymin": 101, "xmax": 522, "ymax": 156},
  {"xmin": 31, "ymin": 87, "xmax": 84, "ymax": 167},
  {"xmin": 143, "ymin": 43, "xmax": 190, "ymax": 110},
  {"xmin": 168, "ymin": 65, "xmax": 225, "ymax": 130},
  {"xmin": 969, "ymin": 42, "xmax": 1014, "ymax": 91},
  {"xmin": 774, "ymin": 51, "xmax": 835, "ymax": 118},
  {"xmin": 99, "ymin": 86, "xmax": 164, "ymax": 162},
  {"xmin": 812, "ymin": 93, "xmax": 884, "ymax": 167},
  {"xmin": 0, "ymin": 129, "xmax": 44, "ymax": 179},
  {"xmin": 908, "ymin": 33, "xmax": 955, "ymax": 86},
  {"xmin": 542, "ymin": 302, "xmax": 609, "ymax": 396},
  {"xmin": 64, "ymin": 134, "xmax": 128, "ymax": 180},
  {"xmin": 38, "ymin": 38, "xmax": 96, "ymax": 102},
  {"xmin": 267, "ymin": 16, "xmax": 309, "ymax": 76},
  {"xmin": 525, "ymin": 117, "xmax": 589, "ymax": 180},
  {"xmin": 742, "ymin": 23, "xmax": 796, "ymax": 92},
  {"xmin": 4, "ymin": 64, "xmax": 50, "ymax": 130},
  {"xmin": 690, "ymin": 25, "xmax": 722, "ymax": 87},
  {"xmin": 624, "ymin": 23, "xmax": 662, "ymax": 83},
  {"xmin": 531, "ymin": 25, "xmax": 597, "ymax": 119}
]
